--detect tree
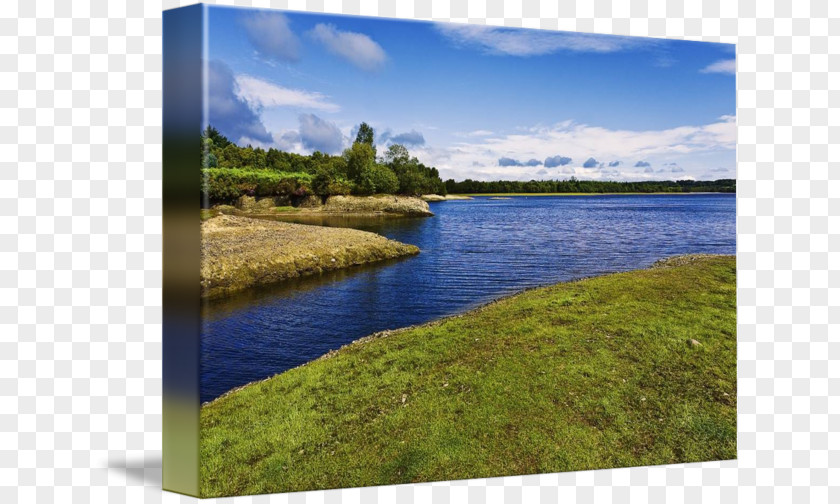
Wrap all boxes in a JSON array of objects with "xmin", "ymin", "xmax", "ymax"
[
  {"xmin": 221, "ymin": 143, "xmax": 242, "ymax": 168},
  {"xmin": 383, "ymin": 144, "xmax": 410, "ymax": 168},
  {"xmin": 355, "ymin": 122, "xmax": 375, "ymax": 147},
  {"xmin": 343, "ymin": 142, "xmax": 376, "ymax": 185},
  {"xmin": 368, "ymin": 164, "xmax": 399, "ymax": 194},
  {"xmin": 202, "ymin": 151, "xmax": 218, "ymax": 168},
  {"xmin": 397, "ymin": 170, "xmax": 427, "ymax": 196},
  {"xmin": 202, "ymin": 125, "xmax": 230, "ymax": 149}
]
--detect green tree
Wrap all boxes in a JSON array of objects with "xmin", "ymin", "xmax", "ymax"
[
  {"xmin": 383, "ymin": 144, "xmax": 410, "ymax": 169},
  {"xmin": 202, "ymin": 151, "xmax": 218, "ymax": 168},
  {"xmin": 367, "ymin": 164, "xmax": 399, "ymax": 194},
  {"xmin": 355, "ymin": 122, "xmax": 375, "ymax": 146},
  {"xmin": 202, "ymin": 125, "xmax": 230, "ymax": 149},
  {"xmin": 221, "ymin": 143, "xmax": 242, "ymax": 168},
  {"xmin": 343, "ymin": 142, "xmax": 376, "ymax": 186}
]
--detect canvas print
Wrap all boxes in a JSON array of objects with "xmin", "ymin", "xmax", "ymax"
[{"xmin": 163, "ymin": 4, "xmax": 736, "ymax": 498}]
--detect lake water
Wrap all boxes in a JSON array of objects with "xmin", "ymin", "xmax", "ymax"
[{"xmin": 201, "ymin": 194, "xmax": 736, "ymax": 402}]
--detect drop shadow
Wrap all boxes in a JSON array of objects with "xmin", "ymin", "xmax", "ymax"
[{"xmin": 107, "ymin": 454, "xmax": 162, "ymax": 488}]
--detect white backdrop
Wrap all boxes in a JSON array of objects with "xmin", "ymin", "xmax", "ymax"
[{"xmin": 1, "ymin": 0, "xmax": 837, "ymax": 502}]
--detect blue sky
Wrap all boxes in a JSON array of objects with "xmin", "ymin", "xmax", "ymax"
[{"xmin": 206, "ymin": 5, "xmax": 736, "ymax": 182}]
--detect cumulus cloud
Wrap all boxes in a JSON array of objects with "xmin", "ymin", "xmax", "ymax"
[
  {"xmin": 273, "ymin": 130, "xmax": 301, "ymax": 151},
  {"xmin": 498, "ymin": 157, "xmax": 541, "ymax": 167},
  {"xmin": 241, "ymin": 12, "xmax": 300, "ymax": 63},
  {"xmin": 544, "ymin": 155, "xmax": 572, "ymax": 168},
  {"xmin": 298, "ymin": 113, "xmax": 344, "ymax": 154},
  {"xmin": 234, "ymin": 75, "xmax": 340, "ymax": 112},
  {"xmin": 700, "ymin": 59, "xmax": 736, "ymax": 74},
  {"xmin": 435, "ymin": 24, "xmax": 655, "ymax": 56},
  {"xmin": 390, "ymin": 130, "xmax": 425, "ymax": 146},
  {"xmin": 207, "ymin": 60, "xmax": 272, "ymax": 145},
  {"xmin": 377, "ymin": 129, "xmax": 426, "ymax": 146},
  {"xmin": 582, "ymin": 157, "xmax": 599, "ymax": 168},
  {"xmin": 466, "ymin": 129, "xmax": 494, "ymax": 137},
  {"xmin": 309, "ymin": 24, "xmax": 387, "ymax": 71},
  {"xmin": 412, "ymin": 115, "xmax": 735, "ymax": 182},
  {"xmin": 634, "ymin": 161, "xmax": 651, "ymax": 167},
  {"xmin": 608, "ymin": 161, "xmax": 621, "ymax": 167}
]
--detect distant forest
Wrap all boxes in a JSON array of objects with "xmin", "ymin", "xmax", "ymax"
[{"xmin": 444, "ymin": 178, "xmax": 736, "ymax": 194}]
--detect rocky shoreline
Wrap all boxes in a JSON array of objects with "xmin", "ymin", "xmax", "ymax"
[
  {"xmin": 200, "ymin": 215, "xmax": 419, "ymax": 299},
  {"xmin": 219, "ymin": 194, "xmax": 434, "ymax": 217},
  {"xmin": 420, "ymin": 194, "xmax": 473, "ymax": 202}
]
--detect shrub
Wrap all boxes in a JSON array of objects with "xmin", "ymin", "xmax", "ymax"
[
  {"xmin": 201, "ymin": 168, "xmax": 312, "ymax": 203},
  {"xmin": 368, "ymin": 164, "xmax": 399, "ymax": 194},
  {"xmin": 327, "ymin": 179, "xmax": 353, "ymax": 196}
]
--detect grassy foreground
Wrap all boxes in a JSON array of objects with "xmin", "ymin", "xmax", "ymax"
[{"xmin": 200, "ymin": 255, "xmax": 736, "ymax": 496}]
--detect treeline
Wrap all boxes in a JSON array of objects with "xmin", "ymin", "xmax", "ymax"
[
  {"xmin": 444, "ymin": 178, "xmax": 736, "ymax": 194},
  {"xmin": 200, "ymin": 124, "xmax": 446, "ymax": 204}
]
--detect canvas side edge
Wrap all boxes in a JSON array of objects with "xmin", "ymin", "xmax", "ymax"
[{"xmin": 161, "ymin": 3, "xmax": 204, "ymax": 497}]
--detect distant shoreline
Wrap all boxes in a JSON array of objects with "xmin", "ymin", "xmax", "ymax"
[{"xmin": 454, "ymin": 192, "xmax": 735, "ymax": 197}]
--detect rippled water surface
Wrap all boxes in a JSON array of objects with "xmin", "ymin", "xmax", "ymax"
[{"xmin": 201, "ymin": 194, "xmax": 736, "ymax": 402}]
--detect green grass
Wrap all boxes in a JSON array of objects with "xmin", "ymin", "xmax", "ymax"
[
  {"xmin": 200, "ymin": 206, "xmax": 299, "ymax": 222},
  {"xmin": 200, "ymin": 255, "xmax": 736, "ymax": 497},
  {"xmin": 269, "ymin": 206, "xmax": 300, "ymax": 213}
]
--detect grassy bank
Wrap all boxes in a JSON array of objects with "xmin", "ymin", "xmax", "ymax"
[
  {"xmin": 200, "ymin": 255, "xmax": 736, "ymax": 496},
  {"xmin": 200, "ymin": 215, "xmax": 419, "ymax": 299}
]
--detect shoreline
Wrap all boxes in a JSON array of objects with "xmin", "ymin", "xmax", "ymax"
[
  {"xmin": 201, "ymin": 253, "xmax": 731, "ymax": 406},
  {"xmin": 212, "ymin": 194, "xmax": 435, "ymax": 218},
  {"xmin": 200, "ymin": 215, "xmax": 420, "ymax": 299},
  {"xmin": 420, "ymin": 194, "xmax": 473, "ymax": 202}
]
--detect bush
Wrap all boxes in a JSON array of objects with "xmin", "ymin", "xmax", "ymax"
[
  {"xmin": 327, "ymin": 179, "xmax": 353, "ymax": 196},
  {"xmin": 311, "ymin": 165, "xmax": 353, "ymax": 197},
  {"xmin": 201, "ymin": 168, "xmax": 312, "ymax": 203},
  {"xmin": 368, "ymin": 164, "xmax": 399, "ymax": 194}
]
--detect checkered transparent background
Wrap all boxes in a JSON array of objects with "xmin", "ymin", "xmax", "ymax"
[{"xmin": 1, "ymin": 0, "xmax": 837, "ymax": 502}]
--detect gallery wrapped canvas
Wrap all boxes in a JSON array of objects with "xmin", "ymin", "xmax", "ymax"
[{"xmin": 163, "ymin": 3, "xmax": 736, "ymax": 497}]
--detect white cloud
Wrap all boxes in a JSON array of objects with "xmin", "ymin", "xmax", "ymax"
[
  {"xmin": 435, "ymin": 24, "xmax": 655, "ymax": 56},
  {"xmin": 241, "ymin": 12, "xmax": 300, "ymax": 63},
  {"xmin": 309, "ymin": 24, "xmax": 387, "ymax": 71},
  {"xmin": 234, "ymin": 75, "xmax": 340, "ymax": 112},
  {"xmin": 410, "ymin": 116, "xmax": 736, "ymax": 181},
  {"xmin": 700, "ymin": 59, "xmax": 736, "ymax": 74},
  {"xmin": 465, "ymin": 129, "xmax": 494, "ymax": 137},
  {"xmin": 298, "ymin": 113, "xmax": 345, "ymax": 154}
]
